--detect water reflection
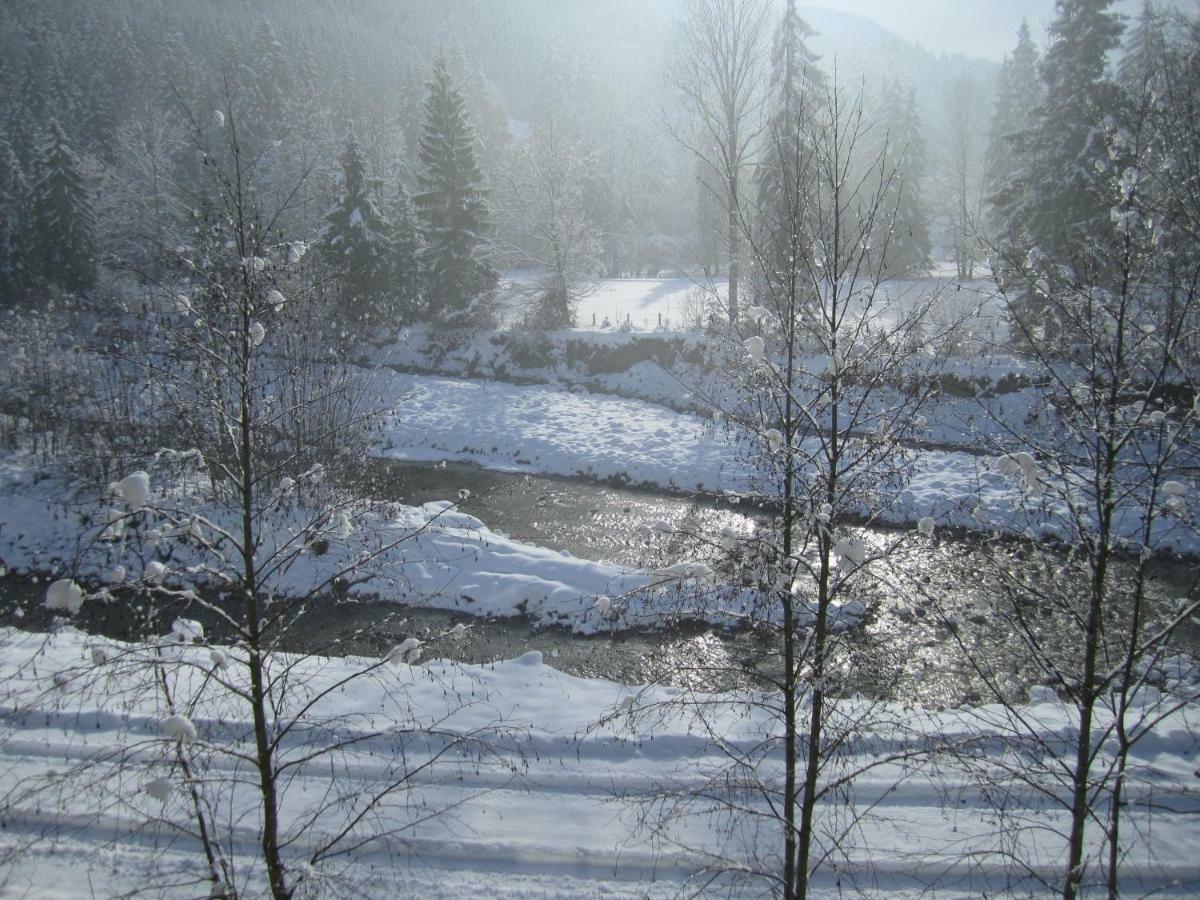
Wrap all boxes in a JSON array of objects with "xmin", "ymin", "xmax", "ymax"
[
  {"xmin": 2, "ymin": 460, "xmax": 1193, "ymax": 707},
  {"xmin": 354, "ymin": 460, "xmax": 1196, "ymax": 706}
]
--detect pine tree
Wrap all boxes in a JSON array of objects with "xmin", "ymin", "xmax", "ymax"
[
  {"xmin": 30, "ymin": 121, "xmax": 97, "ymax": 293},
  {"xmin": 318, "ymin": 134, "xmax": 395, "ymax": 329},
  {"xmin": 73, "ymin": 7, "xmax": 138, "ymax": 164},
  {"xmin": 414, "ymin": 52, "xmax": 496, "ymax": 324},
  {"xmin": 1003, "ymin": 0, "xmax": 1125, "ymax": 260},
  {"xmin": 0, "ymin": 136, "xmax": 28, "ymax": 302},
  {"xmin": 985, "ymin": 21, "xmax": 1042, "ymax": 243},
  {"xmin": 239, "ymin": 21, "xmax": 295, "ymax": 153},
  {"xmin": 873, "ymin": 80, "xmax": 932, "ymax": 276}
]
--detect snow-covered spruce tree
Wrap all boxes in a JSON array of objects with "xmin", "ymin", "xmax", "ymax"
[
  {"xmin": 934, "ymin": 81, "xmax": 1200, "ymax": 898},
  {"xmin": 29, "ymin": 120, "xmax": 97, "ymax": 294},
  {"xmin": 669, "ymin": 0, "xmax": 771, "ymax": 324},
  {"xmin": 994, "ymin": 0, "xmax": 1125, "ymax": 262},
  {"xmin": 1117, "ymin": 0, "xmax": 1168, "ymax": 94},
  {"xmin": 869, "ymin": 79, "xmax": 931, "ymax": 278},
  {"xmin": 414, "ymin": 52, "xmax": 497, "ymax": 326},
  {"xmin": 752, "ymin": 0, "xmax": 825, "ymax": 306},
  {"xmin": 0, "ymin": 102, "xmax": 515, "ymax": 900},
  {"xmin": 238, "ymin": 21, "xmax": 295, "ymax": 153},
  {"xmin": 984, "ymin": 20, "xmax": 1043, "ymax": 247},
  {"xmin": 12, "ymin": 21, "xmax": 73, "ymax": 168},
  {"xmin": 317, "ymin": 133, "xmax": 396, "ymax": 331},
  {"xmin": 0, "ymin": 136, "xmax": 28, "ymax": 303},
  {"xmin": 499, "ymin": 119, "xmax": 602, "ymax": 328},
  {"xmin": 617, "ymin": 80, "xmax": 967, "ymax": 899}
]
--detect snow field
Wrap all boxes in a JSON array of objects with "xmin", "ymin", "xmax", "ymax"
[
  {"xmin": 377, "ymin": 373, "xmax": 737, "ymax": 491},
  {"xmin": 572, "ymin": 277, "xmax": 719, "ymax": 331},
  {"xmin": 1, "ymin": 628, "xmax": 1197, "ymax": 897},
  {"xmin": 498, "ymin": 276, "xmax": 1004, "ymax": 341}
]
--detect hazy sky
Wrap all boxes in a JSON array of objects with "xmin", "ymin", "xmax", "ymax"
[{"xmin": 805, "ymin": 0, "xmax": 1154, "ymax": 61}]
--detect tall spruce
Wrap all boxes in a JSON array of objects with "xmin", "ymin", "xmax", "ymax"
[
  {"xmin": 985, "ymin": 21, "xmax": 1043, "ymax": 243},
  {"xmin": 238, "ymin": 21, "xmax": 295, "ymax": 155},
  {"xmin": 1118, "ymin": 0, "xmax": 1168, "ymax": 89},
  {"xmin": 754, "ymin": 0, "xmax": 825, "ymax": 296},
  {"xmin": 414, "ymin": 52, "xmax": 496, "ymax": 324},
  {"xmin": 318, "ymin": 134, "xmax": 395, "ymax": 329},
  {"xmin": 1004, "ymin": 0, "xmax": 1126, "ymax": 260},
  {"xmin": 15, "ymin": 23, "xmax": 72, "ymax": 167},
  {"xmin": 30, "ymin": 121, "xmax": 97, "ymax": 293},
  {"xmin": 0, "ymin": 137, "xmax": 28, "ymax": 302},
  {"xmin": 874, "ymin": 80, "xmax": 932, "ymax": 276}
]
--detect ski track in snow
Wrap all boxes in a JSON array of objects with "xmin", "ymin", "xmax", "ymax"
[{"xmin": 1, "ymin": 630, "xmax": 1198, "ymax": 897}]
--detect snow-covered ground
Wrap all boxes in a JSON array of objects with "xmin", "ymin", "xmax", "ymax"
[
  {"xmin": 0, "ymin": 455, "xmax": 671, "ymax": 634},
  {"xmin": 1, "ymin": 627, "xmax": 1197, "ymax": 897},
  {"xmin": 497, "ymin": 275, "xmax": 1006, "ymax": 340},
  {"xmin": 376, "ymin": 373, "xmax": 739, "ymax": 491},
  {"xmin": 375, "ymin": 372, "xmax": 1199, "ymax": 553},
  {"xmin": 575, "ymin": 277, "xmax": 719, "ymax": 330}
]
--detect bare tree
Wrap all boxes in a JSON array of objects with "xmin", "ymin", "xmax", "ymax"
[
  {"xmin": 933, "ymin": 69, "xmax": 1200, "ymax": 898},
  {"xmin": 497, "ymin": 117, "xmax": 603, "ymax": 328},
  {"xmin": 615, "ymin": 78, "xmax": 971, "ymax": 899},
  {"xmin": 935, "ymin": 74, "xmax": 986, "ymax": 281},
  {"xmin": 668, "ymin": 0, "xmax": 771, "ymax": 324},
  {"xmin": 0, "ymin": 95, "xmax": 519, "ymax": 900}
]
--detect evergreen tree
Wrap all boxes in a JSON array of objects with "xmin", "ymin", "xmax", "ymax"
[
  {"xmin": 318, "ymin": 134, "xmax": 395, "ymax": 329},
  {"xmin": 0, "ymin": 137, "xmax": 28, "ymax": 302},
  {"xmin": 0, "ymin": 58, "xmax": 16, "ymax": 129},
  {"xmin": 1118, "ymin": 0, "xmax": 1168, "ymax": 89},
  {"xmin": 754, "ymin": 0, "xmax": 826, "ymax": 302},
  {"xmin": 1001, "ymin": 0, "xmax": 1125, "ymax": 260},
  {"xmin": 29, "ymin": 121, "xmax": 97, "ymax": 293},
  {"xmin": 72, "ymin": 7, "xmax": 138, "ymax": 163},
  {"xmin": 873, "ymin": 80, "xmax": 932, "ymax": 276},
  {"xmin": 239, "ymin": 21, "xmax": 295, "ymax": 151},
  {"xmin": 985, "ymin": 21, "xmax": 1043, "ymax": 243},
  {"xmin": 414, "ymin": 52, "xmax": 496, "ymax": 324},
  {"xmin": 15, "ymin": 22, "xmax": 72, "ymax": 167}
]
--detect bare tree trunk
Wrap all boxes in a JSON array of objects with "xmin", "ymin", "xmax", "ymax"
[
  {"xmin": 728, "ymin": 199, "xmax": 740, "ymax": 323},
  {"xmin": 668, "ymin": 0, "xmax": 768, "ymax": 325}
]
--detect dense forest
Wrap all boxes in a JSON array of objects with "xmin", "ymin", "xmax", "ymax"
[{"xmin": 0, "ymin": 0, "xmax": 1013, "ymax": 328}]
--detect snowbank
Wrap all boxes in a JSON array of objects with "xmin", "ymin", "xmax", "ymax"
[{"xmin": 375, "ymin": 373, "xmax": 1199, "ymax": 554}]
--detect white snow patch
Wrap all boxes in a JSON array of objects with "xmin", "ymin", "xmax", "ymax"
[
  {"xmin": 162, "ymin": 713, "xmax": 197, "ymax": 744},
  {"xmin": 45, "ymin": 579, "xmax": 85, "ymax": 615},
  {"xmin": 117, "ymin": 471, "xmax": 151, "ymax": 511}
]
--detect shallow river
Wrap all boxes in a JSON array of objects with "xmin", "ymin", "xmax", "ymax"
[{"xmin": 3, "ymin": 460, "xmax": 1196, "ymax": 706}]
